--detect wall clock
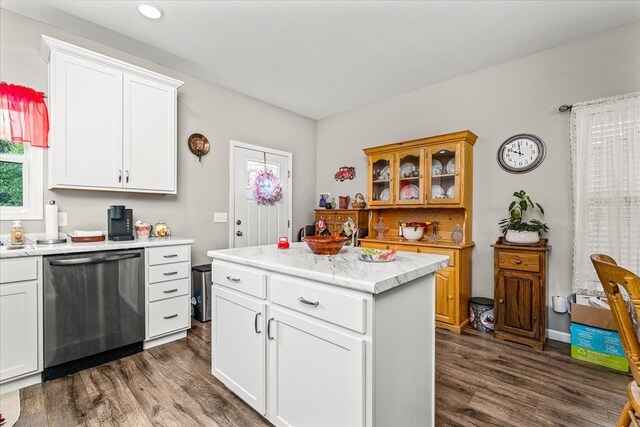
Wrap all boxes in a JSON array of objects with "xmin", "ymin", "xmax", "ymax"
[{"xmin": 497, "ymin": 134, "xmax": 546, "ymax": 173}]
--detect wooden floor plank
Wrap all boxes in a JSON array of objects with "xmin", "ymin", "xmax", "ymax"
[{"xmin": 15, "ymin": 322, "xmax": 630, "ymax": 426}]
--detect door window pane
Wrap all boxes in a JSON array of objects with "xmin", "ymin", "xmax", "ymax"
[{"xmin": 247, "ymin": 160, "xmax": 279, "ymax": 187}]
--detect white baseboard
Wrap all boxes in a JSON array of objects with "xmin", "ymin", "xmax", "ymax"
[{"xmin": 547, "ymin": 328, "xmax": 571, "ymax": 344}]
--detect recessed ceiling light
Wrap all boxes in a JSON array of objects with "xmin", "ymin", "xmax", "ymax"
[{"xmin": 138, "ymin": 2, "xmax": 163, "ymax": 20}]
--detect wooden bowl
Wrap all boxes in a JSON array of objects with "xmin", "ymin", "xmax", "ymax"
[{"xmin": 302, "ymin": 236, "xmax": 349, "ymax": 255}]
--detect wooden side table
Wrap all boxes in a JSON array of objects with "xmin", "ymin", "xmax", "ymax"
[{"xmin": 491, "ymin": 237, "xmax": 550, "ymax": 350}]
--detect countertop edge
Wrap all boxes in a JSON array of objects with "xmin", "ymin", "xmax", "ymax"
[
  {"xmin": 207, "ymin": 250, "xmax": 449, "ymax": 295},
  {"xmin": 1, "ymin": 237, "xmax": 195, "ymax": 258}
]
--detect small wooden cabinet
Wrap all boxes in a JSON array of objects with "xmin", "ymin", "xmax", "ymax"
[
  {"xmin": 314, "ymin": 209, "xmax": 369, "ymax": 236},
  {"xmin": 492, "ymin": 238, "xmax": 549, "ymax": 350},
  {"xmin": 42, "ymin": 36, "xmax": 183, "ymax": 194}
]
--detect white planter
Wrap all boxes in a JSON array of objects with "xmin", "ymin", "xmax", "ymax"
[{"xmin": 505, "ymin": 230, "xmax": 540, "ymax": 244}]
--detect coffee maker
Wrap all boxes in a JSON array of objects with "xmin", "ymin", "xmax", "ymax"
[{"xmin": 107, "ymin": 205, "xmax": 134, "ymax": 241}]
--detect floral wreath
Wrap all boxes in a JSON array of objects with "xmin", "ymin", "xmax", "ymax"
[{"xmin": 251, "ymin": 169, "xmax": 283, "ymax": 206}]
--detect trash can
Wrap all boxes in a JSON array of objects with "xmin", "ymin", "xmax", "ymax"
[
  {"xmin": 192, "ymin": 264, "xmax": 212, "ymax": 322},
  {"xmin": 469, "ymin": 297, "xmax": 494, "ymax": 332}
]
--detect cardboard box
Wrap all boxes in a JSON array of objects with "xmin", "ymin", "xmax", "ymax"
[
  {"xmin": 570, "ymin": 301, "xmax": 628, "ymax": 372},
  {"xmin": 570, "ymin": 301, "xmax": 617, "ymax": 331}
]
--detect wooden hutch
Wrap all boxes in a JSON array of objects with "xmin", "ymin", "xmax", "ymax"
[{"xmin": 359, "ymin": 130, "xmax": 477, "ymax": 333}]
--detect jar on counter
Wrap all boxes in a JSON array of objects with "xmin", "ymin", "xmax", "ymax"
[{"xmin": 11, "ymin": 221, "xmax": 24, "ymax": 245}]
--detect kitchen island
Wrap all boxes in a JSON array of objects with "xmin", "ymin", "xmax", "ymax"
[{"xmin": 207, "ymin": 243, "xmax": 449, "ymax": 427}]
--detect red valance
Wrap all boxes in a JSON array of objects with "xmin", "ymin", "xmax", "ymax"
[{"xmin": 0, "ymin": 82, "xmax": 49, "ymax": 148}]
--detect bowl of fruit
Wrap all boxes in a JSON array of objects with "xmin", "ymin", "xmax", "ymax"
[
  {"xmin": 356, "ymin": 247, "xmax": 397, "ymax": 263},
  {"xmin": 401, "ymin": 221, "xmax": 431, "ymax": 241}
]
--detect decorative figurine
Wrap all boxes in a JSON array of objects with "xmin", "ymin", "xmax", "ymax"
[{"xmin": 334, "ymin": 166, "xmax": 356, "ymax": 181}]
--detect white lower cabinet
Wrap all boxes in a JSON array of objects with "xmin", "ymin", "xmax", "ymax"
[
  {"xmin": 212, "ymin": 286, "xmax": 266, "ymax": 414},
  {"xmin": 0, "ymin": 257, "xmax": 42, "ymax": 386},
  {"xmin": 211, "ymin": 259, "xmax": 437, "ymax": 427},
  {"xmin": 267, "ymin": 307, "xmax": 364, "ymax": 427}
]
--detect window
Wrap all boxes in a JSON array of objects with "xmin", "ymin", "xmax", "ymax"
[
  {"xmin": 0, "ymin": 82, "xmax": 48, "ymax": 220},
  {"xmin": 246, "ymin": 160, "xmax": 279, "ymax": 187},
  {"xmin": 0, "ymin": 138, "xmax": 43, "ymax": 220},
  {"xmin": 571, "ymin": 92, "xmax": 640, "ymax": 295}
]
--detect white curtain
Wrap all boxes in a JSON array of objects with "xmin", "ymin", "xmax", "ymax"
[{"xmin": 571, "ymin": 92, "xmax": 640, "ymax": 295}]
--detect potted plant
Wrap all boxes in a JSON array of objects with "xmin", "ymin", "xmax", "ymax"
[{"xmin": 499, "ymin": 190, "xmax": 549, "ymax": 244}]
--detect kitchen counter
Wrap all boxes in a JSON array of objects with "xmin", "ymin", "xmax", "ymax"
[
  {"xmin": 207, "ymin": 242, "xmax": 449, "ymax": 294},
  {"xmin": 0, "ymin": 236, "xmax": 195, "ymax": 258}
]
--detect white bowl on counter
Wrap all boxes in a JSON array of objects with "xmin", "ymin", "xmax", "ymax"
[{"xmin": 402, "ymin": 226, "xmax": 425, "ymax": 241}]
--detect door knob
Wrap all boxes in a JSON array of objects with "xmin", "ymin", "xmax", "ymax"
[
  {"xmin": 236, "ymin": 220, "xmax": 242, "ymax": 225},
  {"xmin": 236, "ymin": 231, "xmax": 243, "ymax": 236}
]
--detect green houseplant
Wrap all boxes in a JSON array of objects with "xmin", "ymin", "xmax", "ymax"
[{"xmin": 499, "ymin": 190, "xmax": 549, "ymax": 244}]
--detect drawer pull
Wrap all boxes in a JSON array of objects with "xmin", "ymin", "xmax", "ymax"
[
  {"xmin": 226, "ymin": 276, "xmax": 241, "ymax": 283},
  {"xmin": 163, "ymin": 254, "xmax": 178, "ymax": 258},
  {"xmin": 164, "ymin": 314, "xmax": 178, "ymax": 319},
  {"xmin": 163, "ymin": 271, "xmax": 178, "ymax": 276},
  {"xmin": 499, "ymin": 299, "xmax": 504, "ymax": 304},
  {"xmin": 163, "ymin": 288, "xmax": 178, "ymax": 294},
  {"xmin": 448, "ymin": 294, "xmax": 453, "ymax": 300},
  {"xmin": 515, "ymin": 258, "xmax": 522, "ymax": 264},
  {"xmin": 298, "ymin": 296, "xmax": 320, "ymax": 307}
]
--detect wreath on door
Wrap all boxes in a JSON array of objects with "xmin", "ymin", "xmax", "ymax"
[{"xmin": 251, "ymin": 169, "xmax": 283, "ymax": 206}]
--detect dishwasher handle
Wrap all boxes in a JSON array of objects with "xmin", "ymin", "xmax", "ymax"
[{"xmin": 49, "ymin": 252, "xmax": 141, "ymax": 266}]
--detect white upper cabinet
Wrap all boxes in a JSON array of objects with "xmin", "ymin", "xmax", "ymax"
[{"xmin": 41, "ymin": 36, "xmax": 183, "ymax": 194}]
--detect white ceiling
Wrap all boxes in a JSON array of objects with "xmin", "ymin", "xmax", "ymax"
[{"xmin": 2, "ymin": 1, "xmax": 640, "ymax": 119}]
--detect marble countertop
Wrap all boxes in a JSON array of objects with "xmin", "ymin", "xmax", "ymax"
[
  {"xmin": 0, "ymin": 236, "xmax": 195, "ymax": 258},
  {"xmin": 207, "ymin": 243, "xmax": 450, "ymax": 294}
]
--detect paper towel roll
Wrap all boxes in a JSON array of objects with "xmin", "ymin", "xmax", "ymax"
[{"xmin": 45, "ymin": 201, "xmax": 58, "ymax": 240}]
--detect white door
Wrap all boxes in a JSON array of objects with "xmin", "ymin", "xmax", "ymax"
[
  {"xmin": 211, "ymin": 286, "xmax": 267, "ymax": 415},
  {"xmin": 0, "ymin": 281, "xmax": 39, "ymax": 381},
  {"xmin": 123, "ymin": 74, "xmax": 177, "ymax": 193},
  {"xmin": 50, "ymin": 51, "xmax": 123, "ymax": 189},
  {"xmin": 232, "ymin": 143, "xmax": 291, "ymax": 248},
  {"xmin": 267, "ymin": 307, "xmax": 365, "ymax": 427}
]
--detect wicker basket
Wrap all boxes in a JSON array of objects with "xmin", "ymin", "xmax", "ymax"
[{"xmin": 351, "ymin": 193, "xmax": 366, "ymax": 209}]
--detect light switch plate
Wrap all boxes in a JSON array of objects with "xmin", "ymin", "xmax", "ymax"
[
  {"xmin": 214, "ymin": 212, "xmax": 228, "ymax": 223},
  {"xmin": 58, "ymin": 212, "xmax": 68, "ymax": 226}
]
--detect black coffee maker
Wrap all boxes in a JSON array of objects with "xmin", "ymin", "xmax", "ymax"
[{"xmin": 107, "ymin": 205, "xmax": 134, "ymax": 241}]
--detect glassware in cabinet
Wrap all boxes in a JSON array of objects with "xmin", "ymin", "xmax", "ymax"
[
  {"xmin": 395, "ymin": 148, "xmax": 425, "ymax": 205},
  {"xmin": 427, "ymin": 142, "xmax": 461, "ymax": 206},
  {"xmin": 368, "ymin": 153, "xmax": 394, "ymax": 206}
]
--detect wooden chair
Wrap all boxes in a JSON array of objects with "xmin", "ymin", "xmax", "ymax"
[{"xmin": 591, "ymin": 254, "xmax": 640, "ymax": 427}]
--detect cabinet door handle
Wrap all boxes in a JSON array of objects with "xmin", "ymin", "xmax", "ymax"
[
  {"xmin": 125, "ymin": 170, "xmax": 130, "ymax": 183},
  {"xmin": 298, "ymin": 296, "xmax": 320, "ymax": 307},
  {"xmin": 254, "ymin": 313, "xmax": 262, "ymax": 334},
  {"xmin": 163, "ymin": 271, "xmax": 178, "ymax": 276},
  {"xmin": 164, "ymin": 314, "xmax": 178, "ymax": 319},
  {"xmin": 226, "ymin": 276, "xmax": 241, "ymax": 283},
  {"xmin": 515, "ymin": 258, "xmax": 522, "ymax": 264},
  {"xmin": 118, "ymin": 169, "xmax": 122, "ymax": 183},
  {"xmin": 163, "ymin": 254, "xmax": 178, "ymax": 258},
  {"xmin": 448, "ymin": 294, "xmax": 453, "ymax": 300},
  {"xmin": 499, "ymin": 299, "xmax": 504, "ymax": 304},
  {"xmin": 163, "ymin": 288, "xmax": 178, "ymax": 294},
  {"xmin": 267, "ymin": 318, "xmax": 275, "ymax": 340}
]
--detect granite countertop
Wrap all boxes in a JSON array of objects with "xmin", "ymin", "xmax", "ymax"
[
  {"xmin": 0, "ymin": 236, "xmax": 195, "ymax": 258},
  {"xmin": 207, "ymin": 242, "xmax": 450, "ymax": 294}
]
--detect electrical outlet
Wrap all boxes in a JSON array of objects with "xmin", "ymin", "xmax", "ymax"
[
  {"xmin": 214, "ymin": 212, "xmax": 228, "ymax": 223},
  {"xmin": 58, "ymin": 212, "xmax": 68, "ymax": 227}
]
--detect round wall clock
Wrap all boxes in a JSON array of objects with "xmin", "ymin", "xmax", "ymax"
[{"xmin": 497, "ymin": 134, "xmax": 546, "ymax": 173}]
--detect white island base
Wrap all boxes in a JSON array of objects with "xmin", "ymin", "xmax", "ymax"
[{"xmin": 208, "ymin": 243, "xmax": 448, "ymax": 427}]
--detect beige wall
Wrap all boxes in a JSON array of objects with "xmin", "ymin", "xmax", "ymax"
[
  {"xmin": 0, "ymin": 10, "xmax": 317, "ymax": 265},
  {"xmin": 316, "ymin": 21, "xmax": 640, "ymax": 334}
]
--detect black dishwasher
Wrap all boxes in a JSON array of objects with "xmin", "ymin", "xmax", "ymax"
[{"xmin": 43, "ymin": 249, "xmax": 145, "ymax": 380}]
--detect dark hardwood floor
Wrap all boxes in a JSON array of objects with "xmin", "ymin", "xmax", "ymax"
[{"xmin": 16, "ymin": 321, "xmax": 629, "ymax": 426}]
